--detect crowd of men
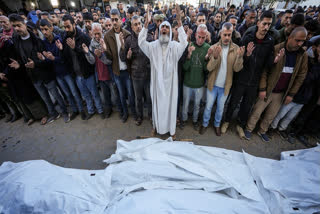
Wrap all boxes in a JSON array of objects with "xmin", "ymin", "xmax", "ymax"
[{"xmin": 0, "ymin": 2, "xmax": 319, "ymax": 146}]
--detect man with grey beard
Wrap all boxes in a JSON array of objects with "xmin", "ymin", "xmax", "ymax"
[{"xmin": 138, "ymin": 4, "xmax": 188, "ymax": 139}]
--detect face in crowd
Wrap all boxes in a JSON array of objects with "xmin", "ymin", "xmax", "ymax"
[
  {"xmin": 131, "ymin": 18, "xmax": 142, "ymax": 35},
  {"xmin": 196, "ymin": 15, "xmax": 206, "ymax": 26},
  {"xmin": 63, "ymin": 19, "xmax": 76, "ymax": 37},
  {"xmin": 220, "ymin": 25, "xmax": 233, "ymax": 45}
]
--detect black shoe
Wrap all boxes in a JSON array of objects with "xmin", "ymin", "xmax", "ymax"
[
  {"xmin": 278, "ymin": 130, "xmax": 288, "ymax": 140},
  {"xmin": 105, "ymin": 108, "xmax": 112, "ymax": 118},
  {"xmin": 70, "ymin": 112, "xmax": 79, "ymax": 120},
  {"xmin": 199, "ymin": 125, "xmax": 207, "ymax": 135},
  {"xmin": 193, "ymin": 121, "xmax": 199, "ymax": 131},
  {"xmin": 5, "ymin": 114, "xmax": 13, "ymax": 123},
  {"xmin": 122, "ymin": 114, "xmax": 128, "ymax": 123},
  {"xmin": 63, "ymin": 113, "xmax": 71, "ymax": 123},
  {"xmin": 267, "ymin": 128, "xmax": 276, "ymax": 139},
  {"xmin": 179, "ymin": 120, "xmax": 185, "ymax": 130},
  {"xmin": 287, "ymin": 133, "xmax": 295, "ymax": 144},
  {"xmin": 10, "ymin": 114, "xmax": 22, "ymax": 123},
  {"xmin": 99, "ymin": 112, "xmax": 106, "ymax": 119},
  {"xmin": 47, "ymin": 113, "xmax": 61, "ymax": 123},
  {"xmin": 86, "ymin": 113, "xmax": 94, "ymax": 120},
  {"xmin": 132, "ymin": 113, "xmax": 138, "ymax": 121},
  {"xmin": 81, "ymin": 111, "xmax": 87, "ymax": 120},
  {"xmin": 297, "ymin": 135, "xmax": 310, "ymax": 147}
]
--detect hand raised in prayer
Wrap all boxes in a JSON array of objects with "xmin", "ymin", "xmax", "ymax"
[
  {"xmin": 119, "ymin": 32, "xmax": 125, "ymax": 47},
  {"xmin": 187, "ymin": 44, "xmax": 195, "ymax": 59},
  {"xmin": 284, "ymin": 96, "xmax": 293, "ymax": 105},
  {"xmin": 94, "ymin": 49, "xmax": 102, "ymax": 57},
  {"xmin": 43, "ymin": 51, "xmax": 55, "ymax": 61},
  {"xmin": 8, "ymin": 58, "xmax": 20, "ymax": 70},
  {"xmin": 100, "ymin": 38, "xmax": 107, "ymax": 52},
  {"xmin": 274, "ymin": 48, "xmax": 285, "ymax": 64},
  {"xmin": 55, "ymin": 40, "xmax": 63, "ymax": 50},
  {"xmin": 127, "ymin": 48, "xmax": 132, "ymax": 59},
  {"xmin": 175, "ymin": 4, "xmax": 182, "ymax": 27},
  {"xmin": 82, "ymin": 43, "xmax": 89, "ymax": 54},
  {"xmin": 144, "ymin": 10, "xmax": 152, "ymax": 28},
  {"xmin": 237, "ymin": 46, "xmax": 245, "ymax": 57},
  {"xmin": 25, "ymin": 58, "xmax": 35, "ymax": 69},
  {"xmin": 66, "ymin": 38, "xmax": 75, "ymax": 49},
  {"xmin": 0, "ymin": 73, "xmax": 8, "ymax": 81},
  {"xmin": 246, "ymin": 42, "xmax": 255, "ymax": 56},
  {"xmin": 213, "ymin": 45, "xmax": 222, "ymax": 59},
  {"xmin": 259, "ymin": 91, "xmax": 266, "ymax": 100},
  {"xmin": 37, "ymin": 52, "xmax": 45, "ymax": 61}
]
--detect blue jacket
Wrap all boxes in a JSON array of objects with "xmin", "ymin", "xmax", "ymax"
[{"xmin": 43, "ymin": 34, "xmax": 68, "ymax": 77}]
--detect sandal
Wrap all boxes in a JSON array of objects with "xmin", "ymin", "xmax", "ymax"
[
  {"xmin": 27, "ymin": 119, "xmax": 34, "ymax": 126},
  {"xmin": 40, "ymin": 116, "xmax": 48, "ymax": 125}
]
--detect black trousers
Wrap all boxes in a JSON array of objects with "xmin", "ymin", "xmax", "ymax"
[{"xmin": 224, "ymin": 83, "xmax": 258, "ymax": 128}]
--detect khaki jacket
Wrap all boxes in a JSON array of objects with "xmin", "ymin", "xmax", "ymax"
[
  {"xmin": 104, "ymin": 28, "xmax": 131, "ymax": 76},
  {"xmin": 207, "ymin": 40, "xmax": 243, "ymax": 95},
  {"xmin": 259, "ymin": 42, "xmax": 308, "ymax": 100}
]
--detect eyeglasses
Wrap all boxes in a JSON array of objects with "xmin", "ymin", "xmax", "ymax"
[{"xmin": 111, "ymin": 18, "xmax": 119, "ymax": 22}]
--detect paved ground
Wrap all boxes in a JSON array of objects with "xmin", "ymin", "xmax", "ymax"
[{"xmin": 0, "ymin": 110, "xmax": 314, "ymax": 170}]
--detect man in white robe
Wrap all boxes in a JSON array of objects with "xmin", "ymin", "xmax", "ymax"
[{"xmin": 138, "ymin": 5, "xmax": 188, "ymax": 137}]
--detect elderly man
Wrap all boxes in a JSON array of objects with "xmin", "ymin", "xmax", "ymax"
[
  {"xmin": 199, "ymin": 22, "xmax": 245, "ymax": 136},
  {"xmin": 138, "ymin": 4, "xmax": 188, "ymax": 138},
  {"xmin": 180, "ymin": 24, "xmax": 210, "ymax": 130}
]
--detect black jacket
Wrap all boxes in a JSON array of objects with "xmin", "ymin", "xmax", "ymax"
[
  {"xmin": 234, "ymin": 26, "xmax": 275, "ymax": 87},
  {"xmin": 62, "ymin": 27, "xmax": 94, "ymax": 79},
  {"xmin": 120, "ymin": 31, "xmax": 151, "ymax": 80},
  {"xmin": 12, "ymin": 31, "xmax": 55, "ymax": 83},
  {"xmin": 293, "ymin": 57, "xmax": 320, "ymax": 104}
]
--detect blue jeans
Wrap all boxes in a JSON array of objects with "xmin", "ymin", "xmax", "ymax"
[
  {"xmin": 113, "ymin": 70, "xmax": 136, "ymax": 116},
  {"xmin": 56, "ymin": 74, "xmax": 83, "ymax": 113},
  {"xmin": 182, "ymin": 85, "xmax": 204, "ymax": 122},
  {"xmin": 75, "ymin": 74, "xmax": 103, "ymax": 114},
  {"xmin": 202, "ymin": 86, "xmax": 228, "ymax": 127},
  {"xmin": 99, "ymin": 79, "xmax": 121, "ymax": 110},
  {"xmin": 33, "ymin": 80, "xmax": 67, "ymax": 116}
]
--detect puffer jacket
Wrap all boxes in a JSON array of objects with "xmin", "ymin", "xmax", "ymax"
[{"xmin": 235, "ymin": 26, "xmax": 275, "ymax": 87}]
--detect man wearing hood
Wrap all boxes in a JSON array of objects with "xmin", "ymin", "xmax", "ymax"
[
  {"xmin": 221, "ymin": 11, "xmax": 275, "ymax": 138},
  {"xmin": 238, "ymin": 9, "xmax": 257, "ymax": 37},
  {"xmin": 138, "ymin": 4, "xmax": 188, "ymax": 138}
]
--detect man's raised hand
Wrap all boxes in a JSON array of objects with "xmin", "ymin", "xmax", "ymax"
[
  {"xmin": 274, "ymin": 48, "xmax": 285, "ymax": 63},
  {"xmin": 246, "ymin": 42, "xmax": 255, "ymax": 56},
  {"xmin": 8, "ymin": 58, "xmax": 20, "ymax": 70}
]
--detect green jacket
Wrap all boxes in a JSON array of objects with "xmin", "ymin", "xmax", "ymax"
[{"xmin": 183, "ymin": 42, "xmax": 210, "ymax": 88}]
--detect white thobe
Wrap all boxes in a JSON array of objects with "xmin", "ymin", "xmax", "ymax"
[{"xmin": 138, "ymin": 24, "xmax": 188, "ymax": 135}]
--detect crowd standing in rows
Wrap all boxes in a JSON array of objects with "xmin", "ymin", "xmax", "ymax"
[{"xmin": 0, "ymin": 2, "xmax": 319, "ymax": 145}]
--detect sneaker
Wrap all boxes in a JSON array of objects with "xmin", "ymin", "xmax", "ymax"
[
  {"xmin": 199, "ymin": 125, "xmax": 207, "ymax": 135},
  {"xmin": 287, "ymin": 133, "xmax": 295, "ymax": 144},
  {"xmin": 47, "ymin": 113, "xmax": 61, "ymax": 124},
  {"xmin": 258, "ymin": 131, "xmax": 270, "ymax": 142},
  {"xmin": 278, "ymin": 130, "xmax": 288, "ymax": 140},
  {"xmin": 236, "ymin": 125, "xmax": 245, "ymax": 139},
  {"xmin": 10, "ymin": 114, "xmax": 22, "ymax": 123},
  {"xmin": 193, "ymin": 121, "xmax": 199, "ymax": 131},
  {"xmin": 221, "ymin": 122, "xmax": 229, "ymax": 134},
  {"xmin": 244, "ymin": 130, "xmax": 252, "ymax": 140},
  {"xmin": 63, "ymin": 113, "xmax": 70, "ymax": 123},
  {"xmin": 99, "ymin": 112, "xmax": 106, "ymax": 119},
  {"xmin": 135, "ymin": 117, "xmax": 142, "ymax": 126},
  {"xmin": 69, "ymin": 112, "xmax": 79, "ymax": 120},
  {"xmin": 179, "ymin": 120, "xmax": 185, "ymax": 130}
]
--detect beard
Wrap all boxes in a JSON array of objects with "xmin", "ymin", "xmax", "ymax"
[
  {"xmin": 66, "ymin": 29, "xmax": 75, "ymax": 38},
  {"xmin": 159, "ymin": 34, "xmax": 170, "ymax": 44}
]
